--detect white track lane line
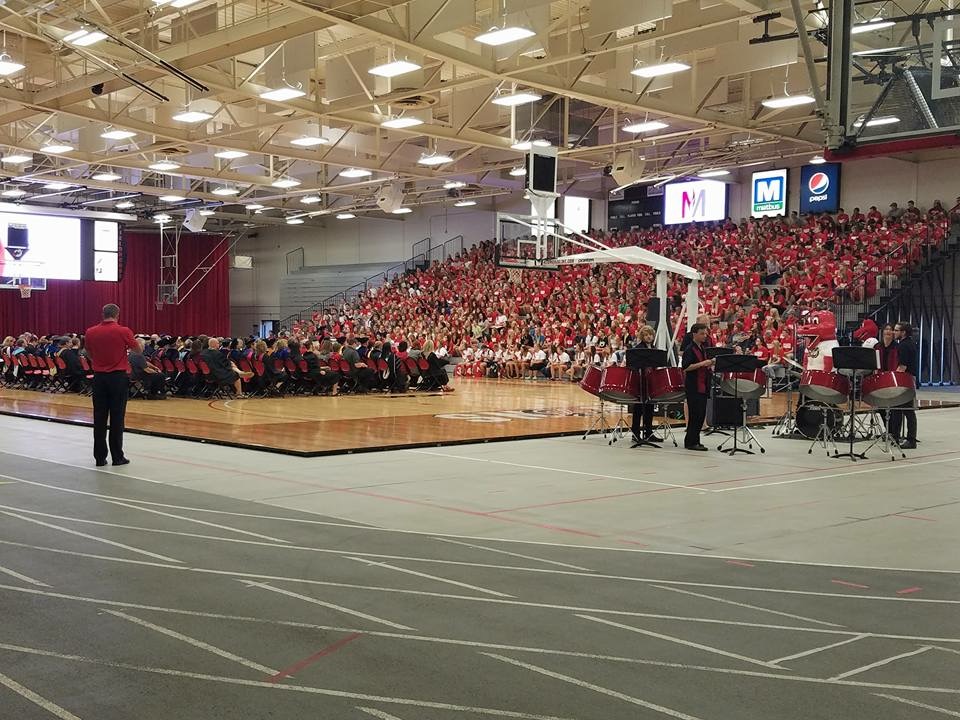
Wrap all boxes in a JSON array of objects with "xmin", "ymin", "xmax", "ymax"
[
  {"xmin": 5, "ymin": 583, "xmax": 960, "ymax": 695},
  {"xmin": 0, "ymin": 453, "xmax": 165, "ymax": 484},
  {"xmin": 433, "ymin": 538, "xmax": 593, "ymax": 571},
  {"xmin": 11, "ymin": 473, "xmax": 960, "ymax": 575},
  {"xmin": 483, "ymin": 653, "xmax": 706, "ymax": 720},
  {"xmin": 102, "ymin": 609, "xmax": 278, "ymax": 675},
  {"xmin": 240, "ymin": 580, "xmax": 415, "ymax": 631},
  {"xmin": 0, "ymin": 510, "xmax": 181, "ymax": 563},
  {"xmin": 0, "ymin": 562, "xmax": 50, "ymax": 587},
  {"xmin": 0, "ymin": 642, "xmax": 575, "ymax": 720},
  {"xmin": 100, "ymin": 499, "xmax": 291, "ymax": 544},
  {"xmin": 358, "ymin": 709, "xmax": 407, "ymax": 720},
  {"xmin": 652, "ymin": 585, "xmax": 844, "ymax": 628},
  {"xmin": 769, "ymin": 634, "xmax": 870, "ymax": 665},
  {"xmin": 0, "ymin": 671, "xmax": 83, "ymax": 720},
  {"xmin": 346, "ymin": 556, "xmax": 515, "ymax": 598},
  {"xmin": 576, "ymin": 615, "xmax": 785, "ymax": 670},
  {"xmin": 874, "ymin": 693, "xmax": 960, "ymax": 717},
  {"xmin": 830, "ymin": 646, "xmax": 933, "ymax": 680},
  {"xmin": 405, "ymin": 449, "xmax": 711, "ymax": 491}
]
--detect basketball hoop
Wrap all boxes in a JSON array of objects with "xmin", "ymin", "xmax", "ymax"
[
  {"xmin": 18, "ymin": 284, "xmax": 31, "ymax": 299},
  {"xmin": 507, "ymin": 267, "xmax": 523, "ymax": 284},
  {"xmin": 155, "ymin": 301, "xmax": 164, "ymax": 311}
]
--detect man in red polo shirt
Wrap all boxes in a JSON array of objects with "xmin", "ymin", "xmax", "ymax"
[{"xmin": 85, "ymin": 303, "xmax": 140, "ymax": 466}]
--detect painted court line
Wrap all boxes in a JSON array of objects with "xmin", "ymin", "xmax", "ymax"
[
  {"xmin": 769, "ymin": 634, "xmax": 870, "ymax": 665},
  {"xmin": 0, "ymin": 642, "xmax": 575, "ymax": 720},
  {"xmin": 11, "ymin": 472, "xmax": 960, "ymax": 575},
  {"xmin": 484, "ymin": 653, "xmax": 706, "ymax": 720},
  {"xmin": 100, "ymin": 498, "xmax": 292, "ymax": 544},
  {"xmin": 576, "ymin": 614, "xmax": 784, "ymax": 670},
  {"xmin": 347, "ymin": 556, "xmax": 515, "ymax": 598},
  {"xmin": 406, "ymin": 449, "xmax": 709, "ymax": 491},
  {"xmin": 830, "ymin": 646, "xmax": 933, "ymax": 680},
  {"xmin": 874, "ymin": 693, "xmax": 960, "ymax": 718},
  {"xmin": 358, "ymin": 708, "xmax": 407, "ymax": 720},
  {"xmin": 0, "ymin": 562, "xmax": 50, "ymax": 587},
  {"xmin": 240, "ymin": 580, "xmax": 415, "ymax": 631},
  {"xmin": 433, "ymin": 538, "xmax": 593, "ymax": 572},
  {"xmin": 268, "ymin": 633, "xmax": 362, "ymax": 683},
  {"xmin": 897, "ymin": 587, "xmax": 923, "ymax": 595},
  {"xmin": 831, "ymin": 580, "xmax": 870, "ymax": 590},
  {"xmin": 102, "ymin": 609, "xmax": 278, "ymax": 676},
  {"xmin": 652, "ymin": 585, "xmax": 844, "ymax": 628},
  {"xmin": 6, "ymin": 584, "xmax": 960, "ymax": 697},
  {"xmin": 0, "ymin": 671, "xmax": 83, "ymax": 720},
  {"xmin": 0, "ymin": 510, "xmax": 182, "ymax": 563}
]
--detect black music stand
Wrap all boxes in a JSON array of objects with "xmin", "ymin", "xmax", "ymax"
[
  {"xmin": 626, "ymin": 348, "xmax": 667, "ymax": 449},
  {"xmin": 704, "ymin": 347, "xmax": 734, "ymax": 437},
  {"xmin": 831, "ymin": 346, "xmax": 878, "ymax": 461},
  {"xmin": 713, "ymin": 354, "xmax": 766, "ymax": 456}
]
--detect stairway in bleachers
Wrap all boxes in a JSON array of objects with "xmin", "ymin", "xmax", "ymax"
[{"xmin": 280, "ymin": 262, "xmax": 400, "ymax": 324}]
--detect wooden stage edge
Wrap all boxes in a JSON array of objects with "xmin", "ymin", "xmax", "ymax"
[{"xmin": 0, "ymin": 379, "xmax": 955, "ymax": 458}]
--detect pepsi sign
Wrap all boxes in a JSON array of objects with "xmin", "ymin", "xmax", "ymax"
[
  {"xmin": 799, "ymin": 162, "xmax": 841, "ymax": 213},
  {"xmin": 751, "ymin": 168, "xmax": 788, "ymax": 218},
  {"xmin": 663, "ymin": 179, "xmax": 727, "ymax": 225}
]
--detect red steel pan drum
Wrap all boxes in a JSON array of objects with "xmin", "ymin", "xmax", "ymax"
[
  {"xmin": 599, "ymin": 366, "xmax": 641, "ymax": 403},
  {"xmin": 579, "ymin": 365, "xmax": 603, "ymax": 397},
  {"xmin": 799, "ymin": 370, "xmax": 850, "ymax": 405},
  {"xmin": 647, "ymin": 367, "xmax": 685, "ymax": 402},
  {"xmin": 720, "ymin": 369, "xmax": 766, "ymax": 400},
  {"xmin": 861, "ymin": 371, "xmax": 916, "ymax": 408}
]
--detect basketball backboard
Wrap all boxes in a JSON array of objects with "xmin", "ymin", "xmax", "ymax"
[{"xmin": 494, "ymin": 213, "xmax": 563, "ymax": 271}]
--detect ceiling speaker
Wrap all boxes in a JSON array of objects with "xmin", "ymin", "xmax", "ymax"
[
  {"xmin": 183, "ymin": 209, "xmax": 207, "ymax": 233},
  {"xmin": 610, "ymin": 151, "xmax": 646, "ymax": 187},
  {"xmin": 375, "ymin": 181, "xmax": 404, "ymax": 214}
]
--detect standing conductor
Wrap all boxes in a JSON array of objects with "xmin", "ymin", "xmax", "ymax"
[{"xmin": 85, "ymin": 304, "xmax": 140, "ymax": 466}]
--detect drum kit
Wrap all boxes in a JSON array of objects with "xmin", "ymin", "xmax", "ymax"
[{"xmin": 775, "ymin": 347, "xmax": 916, "ymax": 460}]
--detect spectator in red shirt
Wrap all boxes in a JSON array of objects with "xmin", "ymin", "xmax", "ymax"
[{"xmin": 84, "ymin": 303, "xmax": 140, "ymax": 466}]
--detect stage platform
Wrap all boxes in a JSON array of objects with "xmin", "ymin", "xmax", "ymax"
[{"xmin": 0, "ymin": 379, "xmax": 955, "ymax": 457}]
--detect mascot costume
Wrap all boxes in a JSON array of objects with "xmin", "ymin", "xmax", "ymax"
[{"xmin": 797, "ymin": 309, "xmax": 839, "ymax": 372}]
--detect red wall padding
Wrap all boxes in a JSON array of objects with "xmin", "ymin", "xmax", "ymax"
[{"xmin": 0, "ymin": 232, "xmax": 230, "ymax": 338}]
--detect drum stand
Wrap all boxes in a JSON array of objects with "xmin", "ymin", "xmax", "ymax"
[
  {"xmin": 831, "ymin": 348, "xmax": 878, "ymax": 462},
  {"xmin": 863, "ymin": 408, "xmax": 906, "ymax": 460},
  {"xmin": 608, "ymin": 403, "xmax": 633, "ymax": 446},
  {"xmin": 772, "ymin": 382, "xmax": 800, "ymax": 437},
  {"xmin": 807, "ymin": 410, "xmax": 840, "ymax": 456},
  {"xmin": 653, "ymin": 403, "xmax": 680, "ymax": 448},
  {"xmin": 833, "ymin": 387, "xmax": 867, "ymax": 461},
  {"xmin": 581, "ymin": 398, "xmax": 611, "ymax": 440}
]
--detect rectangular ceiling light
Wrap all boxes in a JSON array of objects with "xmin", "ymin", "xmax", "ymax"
[
  {"xmin": 44, "ymin": 181, "xmax": 74, "ymax": 190},
  {"xmin": 2, "ymin": 154, "xmax": 31, "ymax": 164},
  {"xmin": 101, "ymin": 129, "xmax": 136, "ymax": 140},
  {"xmin": 1, "ymin": 188, "xmax": 26, "ymax": 197},
  {"xmin": 271, "ymin": 178, "xmax": 301, "ymax": 188},
  {"xmin": 368, "ymin": 60, "xmax": 421, "ymax": 78},
  {"xmin": 340, "ymin": 167, "xmax": 372, "ymax": 178},
  {"xmin": 42, "ymin": 143, "xmax": 73, "ymax": 154},
  {"xmin": 245, "ymin": 204, "xmax": 265, "ymax": 210},
  {"xmin": 454, "ymin": 199, "xmax": 476, "ymax": 207},
  {"xmin": 491, "ymin": 91, "xmax": 542, "ymax": 107},
  {"xmin": 761, "ymin": 94, "xmax": 816, "ymax": 109},
  {"xmin": 92, "ymin": 172, "xmax": 122, "ymax": 181},
  {"xmin": 443, "ymin": 180, "xmax": 465, "ymax": 189},
  {"xmin": 259, "ymin": 87, "xmax": 306, "ymax": 102},
  {"xmin": 64, "ymin": 29, "xmax": 107, "ymax": 46},
  {"xmin": 622, "ymin": 120, "xmax": 669, "ymax": 133},
  {"xmin": 215, "ymin": 150, "xmax": 248, "ymax": 159},
  {"xmin": 160, "ymin": 195, "xmax": 185, "ymax": 202},
  {"xmin": 336, "ymin": 213, "xmax": 356, "ymax": 219},
  {"xmin": 149, "ymin": 161, "xmax": 180, "ymax": 171},
  {"xmin": 697, "ymin": 169, "xmax": 729, "ymax": 178},
  {"xmin": 631, "ymin": 61, "xmax": 691, "ymax": 78},
  {"xmin": 851, "ymin": 19, "xmax": 895, "ymax": 34},
  {"xmin": 475, "ymin": 26, "xmax": 536, "ymax": 46},
  {"xmin": 115, "ymin": 201, "xmax": 135, "ymax": 209},
  {"xmin": 212, "ymin": 187, "xmax": 240, "ymax": 196},
  {"xmin": 290, "ymin": 136, "xmax": 329, "ymax": 147},
  {"xmin": 0, "ymin": 58, "xmax": 25, "ymax": 75},
  {"xmin": 172, "ymin": 110, "xmax": 213, "ymax": 123},
  {"xmin": 418, "ymin": 153, "xmax": 453, "ymax": 166},
  {"xmin": 381, "ymin": 116, "xmax": 423, "ymax": 129},
  {"xmin": 300, "ymin": 196, "xmax": 321, "ymax": 204}
]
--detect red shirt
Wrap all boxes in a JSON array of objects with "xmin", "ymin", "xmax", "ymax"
[{"xmin": 84, "ymin": 319, "xmax": 138, "ymax": 372}]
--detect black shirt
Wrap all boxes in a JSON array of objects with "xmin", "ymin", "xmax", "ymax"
[{"xmin": 897, "ymin": 337, "xmax": 918, "ymax": 377}]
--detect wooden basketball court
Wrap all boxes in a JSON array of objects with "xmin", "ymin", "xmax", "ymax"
[{"xmin": 0, "ymin": 379, "xmax": 955, "ymax": 456}]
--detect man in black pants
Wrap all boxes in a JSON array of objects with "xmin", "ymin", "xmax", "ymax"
[
  {"xmin": 682, "ymin": 323, "xmax": 714, "ymax": 451},
  {"xmin": 84, "ymin": 304, "xmax": 140, "ymax": 466},
  {"xmin": 892, "ymin": 322, "xmax": 919, "ymax": 448}
]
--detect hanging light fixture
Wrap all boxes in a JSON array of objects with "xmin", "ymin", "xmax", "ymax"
[
  {"xmin": 0, "ymin": 34, "xmax": 24, "ymax": 75},
  {"xmin": 260, "ymin": 42, "xmax": 307, "ymax": 101}
]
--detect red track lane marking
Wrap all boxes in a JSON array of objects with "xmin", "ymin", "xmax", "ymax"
[
  {"xmin": 831, "ymin": 579, "xmax": 870, "ymax": 590},
  {"xmin": 617, "ymin": 539, "xmax": 649, "ymax": 547},
  {"xmin": 267, "ymin": 633, "xmax": 362, "ymax": 683},
  {"xmin": 726, "ymin": 560, "xmax": 755, "ymax": 568},
  {"xmin": 896, "ymin": 586, "xmax": 923, "ymax": 595},
  {"xmin": 487, "ymin": 485, "xmax": 679, "ymax": 515},
  {"xmin": 894, "ymin": 513, "xmax": 937, "ymax": 521}
]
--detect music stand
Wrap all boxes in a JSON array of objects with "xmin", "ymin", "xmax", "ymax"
[
  {"xmin": 626, "ymin": 348, "xmax": 667, "ymax": 449},
  {"xmin": 713, "ymin": 354, "xmax": 766, "ymax": 456},
  {"xmin": 831, "ymin": 346, "xmax": 878, "ymax": 461},
  {"xmin": 704, "ymin": 347, "xmax": 734, "ymax": 437}
]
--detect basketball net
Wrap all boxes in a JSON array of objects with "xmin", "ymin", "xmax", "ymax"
[
  {"xmin": 507, "ymin": 267, "xmax": 523, "ymax": 284},
  {"xmin": 18, "ymin": 284, "xmax": 31, "ymax": 299}
]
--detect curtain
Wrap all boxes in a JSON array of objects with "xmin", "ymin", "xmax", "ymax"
[{"xmin": 0, "ymin": 232, "xmax": 230, "ymax": 338}]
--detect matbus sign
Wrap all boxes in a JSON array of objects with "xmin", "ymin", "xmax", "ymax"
[
  {"xmin": 663, "ymin": 179, "xmax": 727, "ymax": 224},
  {"xmin": 751, "ymin": 168, "xmax": 788, "ymax": 217}
]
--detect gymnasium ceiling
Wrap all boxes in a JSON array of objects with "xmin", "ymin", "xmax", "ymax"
[{"xmin": 0, "ymin": 0, "xmax": 881, "ymax": 228}]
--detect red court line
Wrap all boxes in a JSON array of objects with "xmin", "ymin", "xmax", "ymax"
[
  {"xmin": 268, "ymin": 633, "xmax": 362, "ymax": 683},
  {"xmin": 726, "ymin": 560, "xmax": 755, "ymax": 568},
  {"xmin": 894, "ymin": 513, "xmax": 937, "ymax": 521},
  {"xmin": 831, "ymin": 579, "xmax": 870, "ymax": 590},
  {"xmin": 896, "ymin": 587, "xmax": 923, "ymax": 595},
  {"xmin": 487, "ymin": 485, "xmax": 679, "ymax": 514}
]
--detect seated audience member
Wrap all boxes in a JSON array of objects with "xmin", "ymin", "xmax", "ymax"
[
  {"xmin": 303, "ymin": 340, "xmax": 340, "ymax": 395},
  {"xmin": 342, "ymin": 335, "xmax": 376, "ymax": 392},
  {"xmin": 419, "ymin": 340, "xmax": 453, "ymax": 392},
  {"xmin": 201, "ymin": 337, "xmax": 252, "ymax": 396},
  {"xmin": 55, "ymin": 337, "xmax": 85, "ymax": 392},
  {"xmin": 129, "ymin": 338, "xmax": 166, "ymax": 399}
]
